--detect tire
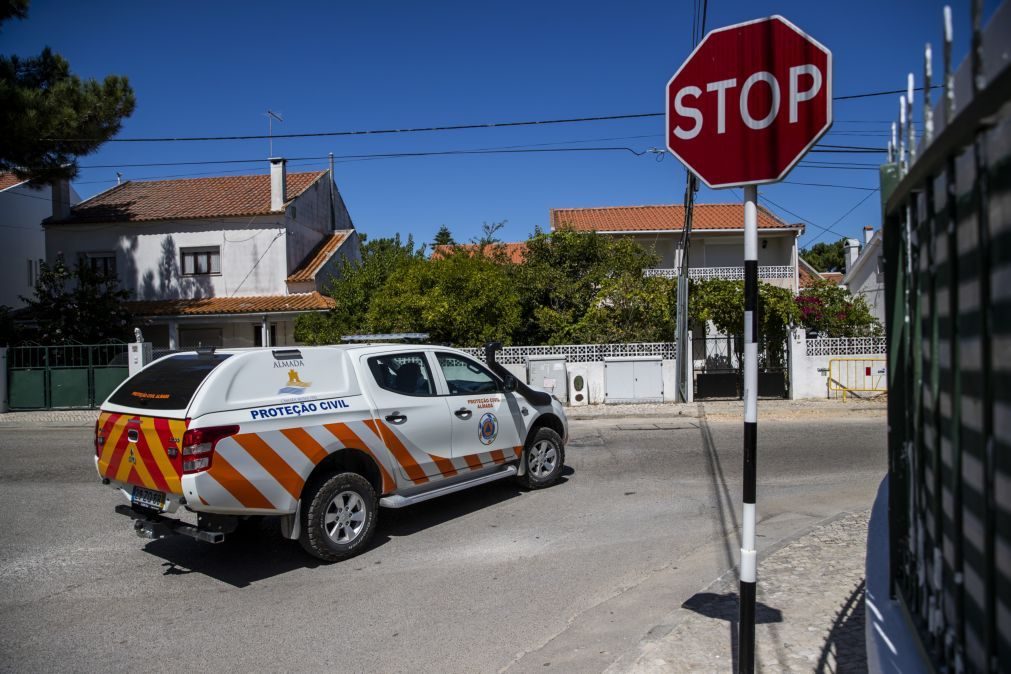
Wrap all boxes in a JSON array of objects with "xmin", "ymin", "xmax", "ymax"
[
  {"xmin": 299, "ymin": 472, "xmax": 378, "ymax": 562},
  {"xmin": 517, "ymin": 427, "xmax": 565, "ymax": 489}
]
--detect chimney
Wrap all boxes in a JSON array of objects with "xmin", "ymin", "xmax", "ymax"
[
  {"xmin": 51, "ymin": 178, "xmax": 71, "ymax": 220},
  {"xmin": 269, "ymin": 158, "xmax": 287, "ymax": 211},
  {"xmin": 863, "ymin": 226, "xmax": 874, "ymax": 244},
  {"xmin": 844, "ymin": 238, "xmax": 861, "ymax": 273}
]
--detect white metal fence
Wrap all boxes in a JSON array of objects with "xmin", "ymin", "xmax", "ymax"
[
  {"xmin": 805, "ymin": 336, "xmax": 887, "ymax": 356},
  {"xmin": 644, "ymin": 265, "xmax": 794, "ymax": 280},
  {"xmin": 459, "ymin": 341, "xmax": 677, "ymax": 365}
]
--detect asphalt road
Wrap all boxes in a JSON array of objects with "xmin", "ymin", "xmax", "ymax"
[{"xmin": 0, "ymin": 410, "xmax": 886, "ymax": 673}]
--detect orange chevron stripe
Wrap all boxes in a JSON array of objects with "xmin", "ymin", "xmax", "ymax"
[
  {"xmin": 233, "ymin": 433, "xmax": 304, "ymax": 501},
  {"xmin": 428, "ymin": 453, "xmax": 458, "ymax": 478},
  {"xmin": 280, "ymin": 427, "xmax": 328, "ymax": 464},
  {"xmin": 513, "ymin": 445, "xmax": 523, "ymax": 458},
  {"xmin": 463, "ymin": 453, "xmax": 483, "ymax": 471},
  {"xmin": 206, "ymin": 454, "xmax": 274, "ymax": 510},
  {"xmin": 490, "ymin": 449, "xmax": 506, "ymax": 464},
  {"xmin": 364, "ymin": 419, "xmax": 428, "ymax": 484},
  {"xmin": 323, "ymin": 423, "xmax": 397, "ymax": 494}
]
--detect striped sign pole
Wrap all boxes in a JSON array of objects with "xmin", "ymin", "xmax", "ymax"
[{"xmin": 739, "ymin": 184, "xmax": 759, "ymax": 673}]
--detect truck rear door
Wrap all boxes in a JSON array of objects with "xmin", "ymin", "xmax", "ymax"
[{"xmin": 361, "ymin": 351, "xmax": 456, "ymax": 484}]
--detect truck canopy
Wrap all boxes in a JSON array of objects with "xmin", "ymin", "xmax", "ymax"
[{"xmin": 106, "ymin": 353, "xmax": 232, "ymax": 412}]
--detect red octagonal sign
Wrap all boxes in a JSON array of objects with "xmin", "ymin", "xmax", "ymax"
[{"xmin": 666, "ymin": 16, "xmax": 832, "ymax": 188}]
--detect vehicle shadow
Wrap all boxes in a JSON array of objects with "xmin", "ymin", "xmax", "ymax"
[{"xmin": 141, "ymin": 466, "xmax": 574, "ymax": 588}]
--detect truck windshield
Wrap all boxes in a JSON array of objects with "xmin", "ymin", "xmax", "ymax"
[{"xmin": 107, "ymin": 353, "xmax": 232, "ymax": 410}]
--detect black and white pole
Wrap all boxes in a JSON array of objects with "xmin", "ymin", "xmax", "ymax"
[{"xmin": 739, "ymin": 184, "xmax": 759, "ymax": 673}]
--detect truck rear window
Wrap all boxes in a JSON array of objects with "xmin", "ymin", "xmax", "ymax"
[{"xmin": 107, "ymin": 353, "xmax": 232, "ymax": 410}]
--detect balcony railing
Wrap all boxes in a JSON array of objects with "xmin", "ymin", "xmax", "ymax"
[{"xmin": 644, "ymin": 265, "xmax": 795, "ymax": 281}]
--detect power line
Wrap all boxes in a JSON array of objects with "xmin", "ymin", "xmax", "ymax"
[
  {"xmin": 46, "ymin": 86, "xmax": 939, "ymax": 144},
  {"xmin": 779, "ymin": 181, "xmax": 878, "ymax": 191}
]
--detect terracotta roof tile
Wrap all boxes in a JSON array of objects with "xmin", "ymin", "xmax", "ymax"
[
  {"xmin": 431, "ymin": 242, "xmax": 528, "ymax": 264},
  {"xmin": 0, "ymin": 172, "xmax": 27, "ymax": 191},
  {"xmin": 126, "ymin": 292, "xmax": 335, "ymax": 317},
  {"xmin": 550, "ymin": 203, "xmax": 799, "ymax": 233},
  {"xmin": 287, "ymin": 230, "xmax": 354, "ymax": 282},
  {"xmin": 50, "ymin": 171, "xmax": 327, "ymax": 224}
]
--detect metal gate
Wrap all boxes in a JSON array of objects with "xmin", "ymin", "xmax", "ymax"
[
  {"xmin": 7, "ymin": 341, "xmax": 129, "ymax": 410},
  {"xmin": 692, "ymin": 335, "xmax": 788, "ymax": 399},
  {"xmin": 881, "ymin": 3, "xmax": 1010, "ymax": 670}
]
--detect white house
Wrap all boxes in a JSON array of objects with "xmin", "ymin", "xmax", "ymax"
[
  {"xmin": 44, "ymin": 159, "xmax": 359, "ymax": 348},
  {"xmin": 841, "ymin": 225, "xmax": 885, "ymax": 324},
  {"xmin": 550, "ymin": 203, "xmax": 804, "ymax": 292},
  {"xmin": 0, "ymin": 173, "xmax": 80, "ymax": 309}
]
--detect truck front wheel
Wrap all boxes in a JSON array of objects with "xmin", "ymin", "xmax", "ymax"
[
  {"xmin": 299, "ymin": 472, "xmax": 377, "ymax": 562},
  {"xmin": 517, "ymin": 427, "xmax": 565, "ymax": 489}
]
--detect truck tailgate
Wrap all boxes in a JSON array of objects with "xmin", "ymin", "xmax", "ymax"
[{"xmin": 96, "ymin": 412, "xmax": 188, "ymax": 496}]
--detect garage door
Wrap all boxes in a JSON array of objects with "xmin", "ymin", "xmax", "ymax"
[{"xmin": 604, "ymin": 357, "xmax": 663, "ymax": 404}]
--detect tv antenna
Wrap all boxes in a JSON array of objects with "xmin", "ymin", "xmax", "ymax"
[{"xmin": 266, "ymin": 110, "xmax": 284, "ymax": 156}]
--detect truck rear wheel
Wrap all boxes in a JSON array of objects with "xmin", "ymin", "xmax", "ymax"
[
  {"xmin": 517, "ymin": 427, "xmax": 565, "ymax": 489},
  {"xmin": 299, "ymin": 472, "xmax": 377, "ymax": 562}
]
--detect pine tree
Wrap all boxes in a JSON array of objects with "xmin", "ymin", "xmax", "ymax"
[
  {"xmin": 0, "ymin": 1, "xmax": 136, "ymax": 182},
  {"xmin": 433, "ymin": 225, "xmax": 455, "ymax": 247}
]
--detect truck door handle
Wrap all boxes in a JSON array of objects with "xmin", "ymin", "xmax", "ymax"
[
  {"xmin": 454, "ymin": 408, "xmax": 472, "ymax": 420},
  {"xmin": 385, "ymin": 413, "xmax": 407, "ymax": 424}
]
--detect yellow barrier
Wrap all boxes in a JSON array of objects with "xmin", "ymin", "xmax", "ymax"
[{"xmin": 828, "ymin": 358, "xmax": 887, "ymax": 400}]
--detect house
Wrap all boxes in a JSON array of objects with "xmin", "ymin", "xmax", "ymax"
[
  {"xmin": 430, "ymin": 242, "xmax": 528, "ymax": 263},
  {"xmin": 550, "ymin": 203, "xmax": 804, "ymax": 292},
  {"xmin": 841, "ymin": 226, "xmax": 884, "ymax": 323},
  {"xmin": 44, "ymin": 159, "xmax": 359, "ymax": 348},
  {"xmin": 0, "ymin": 173, "xmax": 80, "ymax": 309}
]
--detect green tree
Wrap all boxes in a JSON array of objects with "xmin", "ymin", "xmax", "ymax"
[
  {"xmin": 295, "ymin": 234, "xmax": 426, "ymax": 344},
  {"xmin": 795, "ymin": 280, "xmax": 881, "ymax": 336},
  {"xmin": 471, "ymin": 220, "xmax": 505, "ymax": 248},
  {"xmin": 800, "ymin": 238, "xmax": 847, "ymax": 272},
  {"xmin": 509, "ymin": 229, "xmax": 660, "ymax": 345},
  {"xmin": 0, "ymin": 1, "xmax": 136, "ymax": 182},
  {"xmin": 21, "ymin": 254, "xmax": 132, "ymax": 343},
  {"xmin": 571, "ymin": 275, "xmax": 677, "ymax": 344},
  {"xmin": 689, "ymin": 278, "xmax": 798, "ymax": 351},
  {"xmin": 432, "ymin": 225, "xmax": 455, "ymax": 247},
  {"xmin": 366, "ymin": 253, "xmax": 520, "ymax": 346}
]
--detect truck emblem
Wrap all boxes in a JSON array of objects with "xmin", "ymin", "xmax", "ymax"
[
  {"xmin": 479, "ymin": 413, "xmax": 499, "ymax": 446},
  {"xmin": 278, "ymin": 369, "xmax": 312, "ymax": 395}
]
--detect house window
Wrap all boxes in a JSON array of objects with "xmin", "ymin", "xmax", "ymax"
[
  {"xmin": 80, "ymin": 252, "xmax": 117, "ymax": 278},
  {"xmin": 181, "ymin": 247, "xmax": 221, "ymax": 276}
]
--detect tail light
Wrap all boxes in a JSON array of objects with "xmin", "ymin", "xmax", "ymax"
[
  {"xmin": 181, "ymin": 425, "xmax": 239, "ymax": 474},
  {"xmin": 95, "ymin": 419, "xmax": 105, "ymax": 457}
]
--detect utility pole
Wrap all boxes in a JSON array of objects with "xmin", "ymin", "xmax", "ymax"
[{"xmin": 673, "ymin": 174, "xmax": 697, "ymax": 402}]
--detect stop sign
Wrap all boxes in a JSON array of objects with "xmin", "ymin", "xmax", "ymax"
[{"xmin": 666, "ymin": 16, "xmax": 832, "ymax": 188}]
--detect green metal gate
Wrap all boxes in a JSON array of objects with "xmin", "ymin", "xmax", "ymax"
[
  {"xmin": 882, "ymin": 3, "xmax": 1010, "ymax": 671},
  {"xmin": 7, "ymin": 341, "xmax": 130, "ymax": 410}
]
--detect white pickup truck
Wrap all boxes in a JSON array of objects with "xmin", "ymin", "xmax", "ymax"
[{"xmin": 95, "ymin": 343, "xmax": 567, "ymax": 561}]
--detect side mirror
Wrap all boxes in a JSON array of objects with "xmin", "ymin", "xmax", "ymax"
[{"xmin": 502, "ymin": 375, "xmax": 518, "ymax": 392}]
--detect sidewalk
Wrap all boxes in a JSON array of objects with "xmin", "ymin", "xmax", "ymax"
[
  {"xmin": 0, "ymin": 398, "xmax": 885, "ymax": 428},
  {"xmin": 0, "ymin": 409, "xmax": 99, "ymax": 427},
  {"xmin": 568, "ymin": 398, "xmax": 886, "ymax": 421},
  {"xmin": 608, "ymin": 510, "xmax": 870, "ymax": 673}
]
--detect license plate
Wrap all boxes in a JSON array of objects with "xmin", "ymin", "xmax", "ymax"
[{"xmin": 131, "ymin": 486, "xmax": 165, "ymax": 512}]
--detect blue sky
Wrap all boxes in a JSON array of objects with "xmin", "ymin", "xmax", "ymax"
[{"xmin": 4, "ymin": 0, "xmax": 999, "ymax": 250}]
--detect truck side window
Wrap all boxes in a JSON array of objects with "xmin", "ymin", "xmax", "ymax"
[
  {"xmin": 367, "ymin": 353, "xmax": 435, "ymax": 396},
  {"xmin": 435, "ymin": 353, "xmax": 500, "ymax": 395}
]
